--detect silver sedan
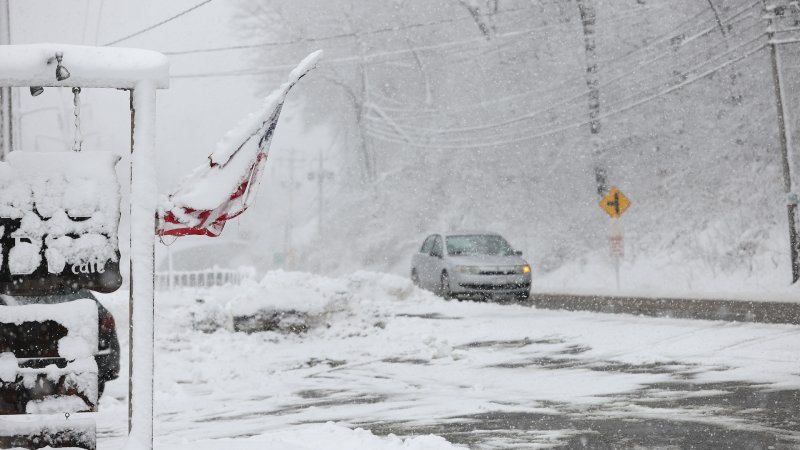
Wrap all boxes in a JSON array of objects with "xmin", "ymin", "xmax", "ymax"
[{"xmin": 410, "ymin": 232, "xmax": 531, "ymax": 301}]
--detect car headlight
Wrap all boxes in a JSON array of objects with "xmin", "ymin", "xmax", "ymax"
[
  {"xmin": 455, "ymin": 265, "xmax": 481, "ymax": 274},
  {"xmin": 517, "ymin": 265, "xmax": 531, "ymax": 274}
]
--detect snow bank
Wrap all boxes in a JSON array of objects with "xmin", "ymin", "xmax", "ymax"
[
  {"xmin": 230, "ymin": 270, "xmax": 348, "ymax": 316},
  {"xmin": 0, "ymin": 352, "xmax": 16, "ymax": 382},
  {"xmin": 533, "ymin": 242, "xmax": 800, "ymax": 303},
  {"xmin": 228, "ymin": 270, "xmax": 415, "ymax": 316},
  {"xmin": 0, "ymin": 415, "xmax": 95, "ymax": 448},
  {"xmin": 0, "ymin": 299, "xmax": 99, "ymax": 408},
  {"xmin": 189, "ymin": 270, "xmax": 417, "ymax": 333},
  {"xmin": 0, "ymin": 298, "xmax": 99, "ymax": 354},
  {"xmin": 165, "ymin": 422, "xmax": 463, "ymax": 450}
]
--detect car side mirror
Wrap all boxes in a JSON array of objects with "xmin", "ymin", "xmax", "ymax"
[
  {"xmin": 514, "ymin": 250, "xmax": 523, "ymax": 256},
  {"xmin": 430, "ymin": 250, "xmax": 442, "ymax": 258}
]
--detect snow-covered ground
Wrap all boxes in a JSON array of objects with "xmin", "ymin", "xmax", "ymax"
[
  {"xmin": 91, "ymin": 271, "xmax": 800, "ymax": 449},
  {"xmin": 532, "ymin": 240, "xmax": 800, "ymax": 303}
]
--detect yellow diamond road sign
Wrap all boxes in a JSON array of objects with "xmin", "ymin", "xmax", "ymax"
[{"xmin": 600, "ymin": 186, "xmax": 631, "ymax": 218}]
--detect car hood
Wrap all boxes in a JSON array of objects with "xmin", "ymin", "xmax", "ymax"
[{"xmin": 446, "ymin": 254, "xmax": 528, "ymax": 266}]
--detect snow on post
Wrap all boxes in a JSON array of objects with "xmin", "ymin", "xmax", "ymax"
[
  {"xmin": 0, "ymin": 43, "xmax": 168, "ymax": 89},
  {"xmin": 126, "ymin": 80, "xmax": 158, "ymax": 450}
]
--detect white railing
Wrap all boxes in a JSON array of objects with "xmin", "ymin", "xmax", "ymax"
[{"xmin": 155, "ymin": 266, "xmax": 256, "ymax": 290}]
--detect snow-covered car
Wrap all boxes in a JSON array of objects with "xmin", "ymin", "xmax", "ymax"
[
  {"xmin": 410, "ymin": 232, "xmax": 532, "ymax": 301},
  {"xmin": 0, "ymin": 289, "xmax": 120, "ymax": 397}
]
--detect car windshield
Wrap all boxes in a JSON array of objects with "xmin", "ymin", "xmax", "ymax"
[{"xmin": 446, "ymin": 235, "xmax": 513, "ymax": 256}]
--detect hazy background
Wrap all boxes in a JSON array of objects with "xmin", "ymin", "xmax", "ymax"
[{"xmin": 6, "ymin": 0, "xmax": 797, "ymax": 293}]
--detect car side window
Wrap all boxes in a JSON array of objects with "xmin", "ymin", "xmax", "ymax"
[
  {"xmin": 431, "ymin": 235, "xmax": 443, "ymax": 258},
  {"xmin": 420, "ymin": 236, "xmax": 435, "ymax": 253}
]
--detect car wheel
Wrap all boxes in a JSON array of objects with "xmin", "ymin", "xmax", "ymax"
[
  {"xmin": 411, "ymin": 269, "xmax": 420, "ymax": 287},
  {"xmin": 439, "ymin": 272, "xmax": 451, "ymax": 300}
]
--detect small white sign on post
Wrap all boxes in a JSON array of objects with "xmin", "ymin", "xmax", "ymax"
[
  {"xmin": 610, "ymin": 234, "xmax": 624, "ymax": 258},
  {"xmin": 609, "ymin": 218, "xmax": 624, "ymax": 290}
]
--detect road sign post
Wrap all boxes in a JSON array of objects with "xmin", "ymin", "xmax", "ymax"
[{"xmin": 600, "ymin": 186, "xmax": 631, "ymax": 290}]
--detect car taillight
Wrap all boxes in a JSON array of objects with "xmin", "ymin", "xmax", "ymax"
[{"xmin": 100, "ymin": 314, "xmax": 116, "ymax": 333}]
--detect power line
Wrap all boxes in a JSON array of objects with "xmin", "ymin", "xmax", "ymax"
[
  {"xmin": 369, "ymin": 42, "xmax": 764, "ymax": 150},
  {"xmin": 162, "ymin": 1, "xmax": 562, "ymax": 56},
  {"xmin": 170, "ymin": 9, "xmax": 667, "ymax": 79},
  {"xmin": 365, "ymin": 36, "xmax": 766, "ymax": 149},
  {"xmin": 171, "ymin": 0, "xmax": 756, "ymax": 124},
  {"xmin": 103, "ymin": 0, "xmax": 214, "ymax": 46},
  {"xmin": 170, "ymin": 22, "xmax": 551, "ymax": 78},
  {"xmin": 172, "ymin": 0, "xmax": 760, "ymax": 148},
  {"xmin": 168, "ymin": 0, "xmax": 764, "ymax": 150},
  {"xmin": 365, "ymin": 12, "xmax": 764, "ymax": 141},
  {"xmin": 383, "ymin": 0, "xmax": 757, "ymax": 120}
]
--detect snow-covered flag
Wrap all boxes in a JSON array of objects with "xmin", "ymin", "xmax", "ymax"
[{"xmin": 157, "ymin": 50, "xmax": 322, "ymax": 238}]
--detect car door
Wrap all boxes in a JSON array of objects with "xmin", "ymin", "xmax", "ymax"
[
  {"xmin": 414, "ymin": 235, "xmax": 436, "ymax": 289},
  {"xmin": 426, "ymin": 235, "xmax": 446, "ymax": 288}
]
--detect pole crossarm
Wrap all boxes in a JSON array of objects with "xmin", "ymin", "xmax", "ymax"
[{"xmin": 0, "ymin": 43, "xmax": 169, "ymax": 89}]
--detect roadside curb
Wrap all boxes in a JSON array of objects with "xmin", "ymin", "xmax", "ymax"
[{"xmin": 530, "ymin": 293, "xmax": 800, "ymax": 325}]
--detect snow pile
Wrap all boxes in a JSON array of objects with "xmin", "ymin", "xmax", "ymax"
[
  {"xmin": 0, "ymin": 151, "xmax": 120, "ymax": 276},
  {"xmin": 0, "ymin": 351, "xmax": 17, "ymax": 382},
  {"xmin": 167, "ymin": 422, "xmax": 463, "ymax": 450},
  {"xmin": 231, "ymin": 270, "xmax": 348, "ymax": 316},
  {"xmin": 0, "ymin": 298, "xmax": 99, "ymax": 354},
  {"xmin": 188, "ymin": 270, "xmax": 415, "ymax": 333},
  {"xmin": 25, "ymin": 396, "xmax": 91, "ymax": 415},
  {"xmin": 0, "ymin": 299, "xmax": 99, "ymax": 409},
  {"xmin": 0, "ymin": 415, "xmax": 95, "ymax": 448}
]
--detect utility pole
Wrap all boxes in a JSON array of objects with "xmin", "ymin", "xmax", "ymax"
[
  {"xmin": 575, "ymin": 0, "xmax": 607, "ymax": 197},
  {"xmin": 307, "ymin": 149, "xmax": 334, "ymax": 236},
  {"xmin": 577, "ymin": 0, "xmax": 626, "ymax": 286},
  {"xmin": 273, "ymin": 152, "xmax": 306, "ymax": 269},
  {"xmin": 764, "ymin": 0, "xmax": 800, "ymax": 283},
  {"xmin": 0, "ymin": 0, "xmax": 11, "ymax": 161},
  {"xmin": 284, "ymin": 152, "xmax": 295, "ymax": 268}
]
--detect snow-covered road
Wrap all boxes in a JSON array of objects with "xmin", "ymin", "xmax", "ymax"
[{"xmin": 94, "ymin": 271, "xmax": 800, "ymax": 449}]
